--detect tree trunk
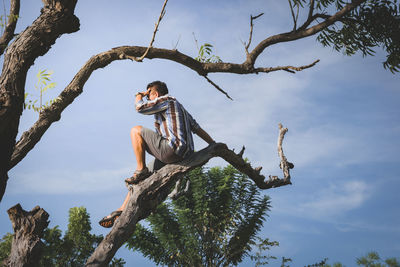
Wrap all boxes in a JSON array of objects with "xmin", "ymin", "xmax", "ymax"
[
  {"xmin": 0, "ymin": 0, "xmax": 80, "ymax": 202},
  {"xmin": 5, "ymin": 204, "xmax": 49, "ymax": 267}
]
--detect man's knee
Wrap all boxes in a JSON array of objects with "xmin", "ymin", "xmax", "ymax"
[{"xmin": 131, "ymin": 126, "xmax": 143, "ymax": 137}]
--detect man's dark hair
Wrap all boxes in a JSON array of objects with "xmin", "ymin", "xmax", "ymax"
[{"xmin": 147, "ymin": 81, "xmax": 169, "ymax": 96}]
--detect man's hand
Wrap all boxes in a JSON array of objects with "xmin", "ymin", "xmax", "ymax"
[
  {"xmin": 135, "ymin": 90, "xmax": 149, "ymax": 101},
  {"xmin": 195, "ymin": 127, "xmax": 215, "ymax": 145}
]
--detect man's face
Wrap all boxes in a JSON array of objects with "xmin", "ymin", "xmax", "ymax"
[{"xmin": 147, "ymin": 86, "xmax": 158, "ymax": 101}]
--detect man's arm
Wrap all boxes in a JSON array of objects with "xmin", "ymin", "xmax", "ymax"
[
  {"xmin": 195, "ymin": 127, "xmax": 215, "ymax": 145},
  {"xmin": 135, "ymin": 90, "xmax": 148, "ymax": 106},
  {"xmin": 135, "ymin": 90, "xmax": 169, "ymax": 115}
]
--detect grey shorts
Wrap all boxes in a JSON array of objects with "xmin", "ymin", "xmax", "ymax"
[{"xmin": 140, "ymin": 127, "xmax": 183, "ymax": 171}]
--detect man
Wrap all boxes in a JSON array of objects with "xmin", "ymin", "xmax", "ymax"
[{"xmin": 99, "ymin": 81, "xmax": 214, "ymax": 228}]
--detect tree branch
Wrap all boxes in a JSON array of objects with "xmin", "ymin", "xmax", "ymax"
[
  {"xmin": 202, "ymin": 75, "xmax": 233, "ymax": 100},
  {"xmin": 87, "ymin": 125, "xmax": 293, "ymax": 265},
  {"xmin": 0, "ymin": 0, "xmax": 20, "ymax": 56},
  {"xmin": 254, "ymin": 59, "xmax": 320, "ymax": 73},
  {"xmin": 247, "ymin": 0, "xmax": 366, "ymax": 65},
  {"xmin": 0, "ymin": 0, "xmax": 80, "ymax": 202},
  {"xmin": 244, "ymin": 13, "xmax": 264, "ymax": 55},
  {"xmin": 129, "ymin": 0, "xmax": 168, "ymax": 62},
  {"xmin": 307, "ymin": 0, "xmax": 315, "ymax": 24},
  {"xmin": 288, "ymin": 0, "xmax": 297, "ymax": 31}
]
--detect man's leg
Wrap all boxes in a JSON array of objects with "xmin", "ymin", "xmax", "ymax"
[
  {"xmin": 118, "ymin": 192, "xmax": 130, "ymax": 211},
  {"xmin": 99, "ymin": 192, "xmax": 130, "ymax": 227},
  {"xmin": 130, "ymin": 126, "xmax": 146, "ymax": 170}
]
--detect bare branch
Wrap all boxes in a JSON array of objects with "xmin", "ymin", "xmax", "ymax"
[
  {"xmin": 0, "ymin": 0, "xmax": 20, "ymax": 55},
  {"xmin": 295, "ymin": 3, "xmax": 300, "ymax": 27},
  {"xmin": 277, "ymin": 123, "xmax": 293, "ymax": 181},
  {"xmin": 254, "ymin": 59, "xmax": 320, "ymax": 73},
  {"xmin": 245, "ymin": 13, "xmax": 264, "ymax": 55},
  {"xmin": 131, "ymin": 0, "xmax": 168, "ymax": 62},
  {"xmin": 192, "ymin": 32, "xmax": 200, "ymax": 50},
  {"xmin": 172, "ymin": 34, "xmax": 181, "ymax": 50},
  {"xmin": 202, "ymin": 75, "xmax": 233, "ymax": 100},
  {"xmin": 307, "ymin": 0, "xmax": 315, "ymax": 23},
  {"xmin": 288, "ymin": 0, "xmax": 297, "ymax": 31}
]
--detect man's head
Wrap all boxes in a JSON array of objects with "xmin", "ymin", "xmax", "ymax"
[{"xmin": 146, "ymin": 81, "xmax": 168, "ymax": 100}]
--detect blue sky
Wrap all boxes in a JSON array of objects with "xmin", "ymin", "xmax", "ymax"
[{"xmin": 1, "ymin": 0, "xmax": 399, "ymax": 266}]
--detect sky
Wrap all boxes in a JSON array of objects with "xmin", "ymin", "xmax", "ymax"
[{"xmin": 1, "ymin": 0, "xmax": 400, "ymax": 266}]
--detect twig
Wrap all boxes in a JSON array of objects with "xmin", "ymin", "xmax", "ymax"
[
  {"xmin": 288, "ymin": 0, "xmax": 297, "ymax": 31},
  {"xmin": 202, "ymin": 75, "xmax": 233, "ymax": 100},
  {"xmin": 130, "ymin": 0, "xmax": 168, "ymax": 62},
  {"xmin": 254, "ymin": 59, "xmax": 320, "ymax": 73},
  {"xmin": 245, "ymin": 13, "xmax": 264, "ymax": 54},
  {"xmin": 192, "ymin": 32, "xmax": 199, "ymax": 51},
  {"xmin": 298, "ymin": 0, "xmax": 316, "ymax": 31},
  {"xmin": 173, "ymin": 34, "xmax": 181, "ymax": 50},
  {"xmin": 307, "ymin": 0, "xmax": 315, "ymax": 22}
]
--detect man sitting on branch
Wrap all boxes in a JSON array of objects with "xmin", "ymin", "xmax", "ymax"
[{"xmin": 99, "ymin": 81, "xmax": 215, "ymax": 228}]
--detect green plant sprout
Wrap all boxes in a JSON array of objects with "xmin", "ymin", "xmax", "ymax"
[
  {"xmin": 192, "ymin": 33, "xmax": 222, "ymax": 63},
  {"xmin": 24, "ymin": 69, "xmax": 58, "ymax": 114},
  {"xmin": 195, "ymin": 43, "xmax": 222, "ymax": 63}
]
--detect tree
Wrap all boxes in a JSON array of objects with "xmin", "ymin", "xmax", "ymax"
[
  {"xmin": 0, "ymin": 206, "xmax": 125, "ymax": 266},
  {"xmin": 126, "ymin": 166, "xmax": 278, "ymax": 266},
  {"xmin": 0, "ymin": 0, "xmax": 398, "ymax": 265},
  {"xmin": 322, "ymin": 251, "xmax": 400, "ymax": 267}
]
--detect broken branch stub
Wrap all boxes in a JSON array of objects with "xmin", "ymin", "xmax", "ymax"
[{"xmin": 6, "ymin": 204, "xmax": 49, "ymax": 267}]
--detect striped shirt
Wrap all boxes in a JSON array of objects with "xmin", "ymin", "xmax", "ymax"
[{"xmin": 135, "ymin": 94, "xmax": 200, "ymax": 158}]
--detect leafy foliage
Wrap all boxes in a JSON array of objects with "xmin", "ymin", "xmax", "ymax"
[
  {"xmin": 281, "ymin": 256, "xmax": 293, "ymax": 267},
  {"xmin": 0, "ymin": 207, "xmax": 125, "ymax": 266},
  {"xmin": 126, "ymin": 166, "xmax": 277, "ymax": 266},
  {"xmin": 195, "ymin": 43, "xmax": 222, "ymax": 63},
  {"xmin": 24, "ymin": 69, "xmax": 60, "ymax": 114},
  {"xmin": 314, "ymin": 0, "xmax": 400, "ymax": 73},
  {"xmin": 356, "ymin": 251, "xmax": 400, "ymax": 267},
  {"xmin": 250, "ymin": 237, "xmax": 280, "ymax": 266},
  {"xmin": 322, "ymin": 251, "xmax": 400, "ymax": 267},
  {"xmin": 0, "ymin": 233, "xmax": 12, "ymax": 264}
]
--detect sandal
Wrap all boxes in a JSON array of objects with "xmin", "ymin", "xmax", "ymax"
[
  {"xmin": 125, "ymin": 167, "xmax": 151, "ymax": 184},
  {"xmin": 99, "ymin": 210, "xmax": 122, "ymax": 228}
]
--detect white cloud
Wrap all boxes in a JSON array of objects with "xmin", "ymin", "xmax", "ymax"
[{"xmin": 279, "ymin": 180, "xmax": 372, "ymax": 221}]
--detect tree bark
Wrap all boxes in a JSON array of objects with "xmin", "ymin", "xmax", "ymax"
[
  {"xmin": 0, "ymin": 0, "xmax": 80, "ymax": 202},
  {"xmin": 0, "ymin": 0, "xmax": 20, "ymax": 56},
  {"xmin": 86, "ymin": 140, "xmax": 292, "ymax": 266},
  {"xmin": 5, "ymin": 204, "xmax": 49, "ymax": 267}
]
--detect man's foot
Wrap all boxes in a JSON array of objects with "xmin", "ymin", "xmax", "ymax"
[
  {"xmin": 125, "ymin": 167, "xmax": 151, "ymax": 184},
  {"xmin": 98, "ymin": 210, "xmax": 122, "ymax": 228}
]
